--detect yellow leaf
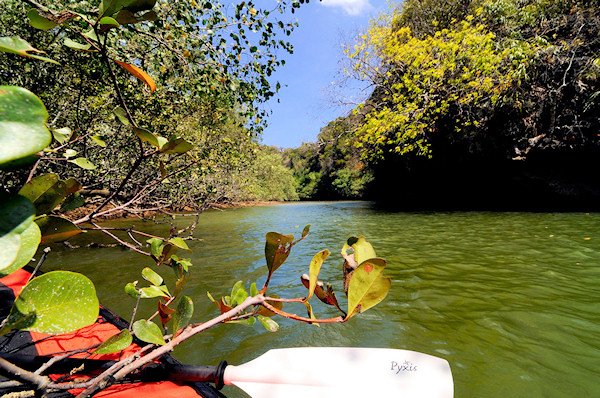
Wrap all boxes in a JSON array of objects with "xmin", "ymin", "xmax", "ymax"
[{"xmin": 114, "ymin": 59, "xmax": 156, "ymax": 92}]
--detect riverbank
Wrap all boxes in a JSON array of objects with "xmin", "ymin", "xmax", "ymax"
[{"xmin": 62, "ymin": 200, "xmax": 287, "ymax": 222}]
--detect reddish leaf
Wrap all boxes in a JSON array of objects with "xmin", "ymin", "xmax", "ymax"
[
  {"xmin": 158, "ymin": 301, "xmax": 175, "ymax": 327},
  {"xmin": 114, "ymin": 59, "xmax": 156, "ymax": 92}
]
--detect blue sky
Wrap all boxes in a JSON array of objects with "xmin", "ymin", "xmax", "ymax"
[{"xmin": 257, "ymin": 0, "xmax": 390, "ymax": 149}]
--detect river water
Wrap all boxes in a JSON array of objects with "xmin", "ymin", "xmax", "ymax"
[{"xmin": 42, "ymin": 202, "xmax": 600, "ymax": 397}]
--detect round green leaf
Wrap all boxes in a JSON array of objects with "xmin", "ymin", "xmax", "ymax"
[
  {"xmin": 0, "ymin": 86, "xmax": 52, "ymax": 165},
  {"xmin": 27, "ymin": 9, "xmax": 58, "ymax": 30},
  {"xmin": 4, "ymin": 271, "xmax": 99, "ymax": 335},
  {"xmin": 94, "ymin": 329, "xmax": 133, "ymax": 354},
  {"xmin": 0, "ymin": 221, "xmax": 41, "ymax": 276},
  {"xmin": 132, "ymin": 319, "xmax": 165, "ymax": 345},
  {"xmin": 35, "ymin": 215, "xmax": 81, "ymax": 243}
]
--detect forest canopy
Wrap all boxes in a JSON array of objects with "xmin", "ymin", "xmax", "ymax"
[
  {"xmin": 0, "ymin": 0, "xmax": 299, "ymax": 209},
  {"xmin": 287, "ymin": 0, "xmax": 600, "ymax": 209}
]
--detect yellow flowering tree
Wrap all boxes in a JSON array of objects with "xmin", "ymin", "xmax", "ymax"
[{"xmin": 347, "ymin": 11, "xmax": 534, "ymax": 161}]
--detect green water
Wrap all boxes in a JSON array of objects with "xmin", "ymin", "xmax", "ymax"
[{"xmin": 42, "ymin": 202, "xmax": 600, "ymax": 397}]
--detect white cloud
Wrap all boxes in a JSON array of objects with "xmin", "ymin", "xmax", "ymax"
[{"xmin": 320, "ymin": 0, "xmax": 373, "ymax": 16}]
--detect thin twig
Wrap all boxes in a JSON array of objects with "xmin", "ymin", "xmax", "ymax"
[
  {"xmin": 129, "ymin": 291, "xmax": 142, "ymax": 332},
  {"xmin": 25, "ymin": 247, "xmax": 51, "ymax": 285}
]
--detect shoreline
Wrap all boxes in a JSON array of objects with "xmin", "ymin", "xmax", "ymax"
[{"xmin": 62, "ymin": 200, "xmax": 287, "ymax": 222}]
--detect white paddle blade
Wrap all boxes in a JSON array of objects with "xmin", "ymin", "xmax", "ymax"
[{"xmin": 223, "ymin": 347, "xmax": 453, "ymax": 398}]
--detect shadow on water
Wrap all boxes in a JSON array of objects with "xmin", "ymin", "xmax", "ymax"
[{"xmin": 41, "ymin": 202, "xmax": 600, "ymax": 397}]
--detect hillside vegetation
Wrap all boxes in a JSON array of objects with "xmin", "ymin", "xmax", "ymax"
[{"xmin": 286, "ymin": 0, "xmax": 600, "ymax": 210}]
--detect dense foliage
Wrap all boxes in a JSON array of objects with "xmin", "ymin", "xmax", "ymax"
[
  {"xmin": 0, "ymin": 0, "xmax": 298, "ymax": 207},
  {"xmin": 290, "ymin": 0, "xmax": 600, "ymax": 209},
  {"xmin": 0, "ymin": 1, "xmax": 393, "ymax": 396}
]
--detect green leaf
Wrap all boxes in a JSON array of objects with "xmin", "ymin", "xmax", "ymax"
[
  {"xmin": 51, "ymin": 127, "xmax": 72, "ymax": 144},
  {"xmin": 0, "ymin": 86, "xmax": 52, "ymax": 165},
  {"xmin": 19, "ymin": 173, "xmax": 67, "ymax": 215},
  {"xmin": 35, "ymin": 215, "xmax": 81, "ymax": 243},
  {"xmin": 82, "ymin": 29, "xmax": 98, "ymax": 42},
  {"xmin": 304, "ymin": 301, "xmax": 318, "ymax": 326},
  {"xmin": 173, "ymin": 295, "xmax": 193, "ymax": 334},
  {"xmin": 90, "ymin": 135, "xmax": 107, "ymax": 147},
  {"xmin": 60, "ymin": 192, "xmax": 84, "ymax": 212},
  {"xmin": 94, "ymin": 329, "xmax": 133, "ymax": 354},
  {"xmin": 124, "ymin": 281, "xmax": 139, "ymax": 298},
  {"xmin": 139, "ymin": 285, "xmax": 170, "ymax": 299},
  {"xmin": 0, "ymin": 37, "xmax": 59, "ymax": 64},
  {"xmin": 250, "ymin": 282, "xmax": 259, "ymax": 297},
  {"xmin": 160, "ymin": 138, "xmax": 194, "ymax": 154},
  {"xmin": 98, "ymin": 16, "xmax": 120, "ymax": 26},
  {"xmin": 141, "ymin": 267, "xmax": 163, "ymax": 286},
  {"xmin": 168, "ymin": 237, "xmax": 190, "ymax": 251},
  {"xmin": 69, "ymin": 157, "xmax": 96, "ymax": 170},
  {"xmin": 264, "ymin": 232, "xmax": 294, "ymax": 275},
  {"xmin": 302, "ymin": 224, "xmax": 310, "ymax": 238},
  {"xmin": 303, "ymin": 249, "xmax": 329, "ymax": 302},
  {"xmin": 345, "ymin": 258, "xmax": 391, "ymax": 320},
  {"xmin": 27, "ymin": 9, "xmax": 58, "ymax": 30},
  {"xmin": 132, "ymin": 319, "xmax": 165, "ymax": 345},
  {"xmin": 63, "ymin": 149, "xmax": 77, "ymax": 158},
  {"xmin": 227, "ymin": 317, "xmax": 256, "ymax": 327},
  {"xmin": 230, "ymin": 281, "xmax": 248, "ymax": 306},
  {"xmin": 133, "ymin": 127, "xmax": 159, "ymax": 147},
  {"xmin": 156, "ymin": 136, "xmax": 168, "ymax": 149},
  {"xmin": 257, "ymin": 315, "xmax": 279, "ymax": 332},
  {"xmin": 63, "ymin": 38, "xmax": 92, "ymax": 52},
  {"xmin": 0, "ymin": 154, "xmax": 40, "ymax": 170},
  {"xmin": 113, "ymin": 106, "xmax": 130, "ymax": 125},
  {"xmin": 0, "ymin": 195, "xmax": 35, "ymax": 272},
  {"xmin": 0, "ymin": 222, "xmax": 41, "ymax": 276},
  {"xmin": 2, "ymin": 271, "xmax": 98, "ymax": 335},
  {"xmin": 147, "ymin": 237, "xmax": 164, "ymax": 258}
]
